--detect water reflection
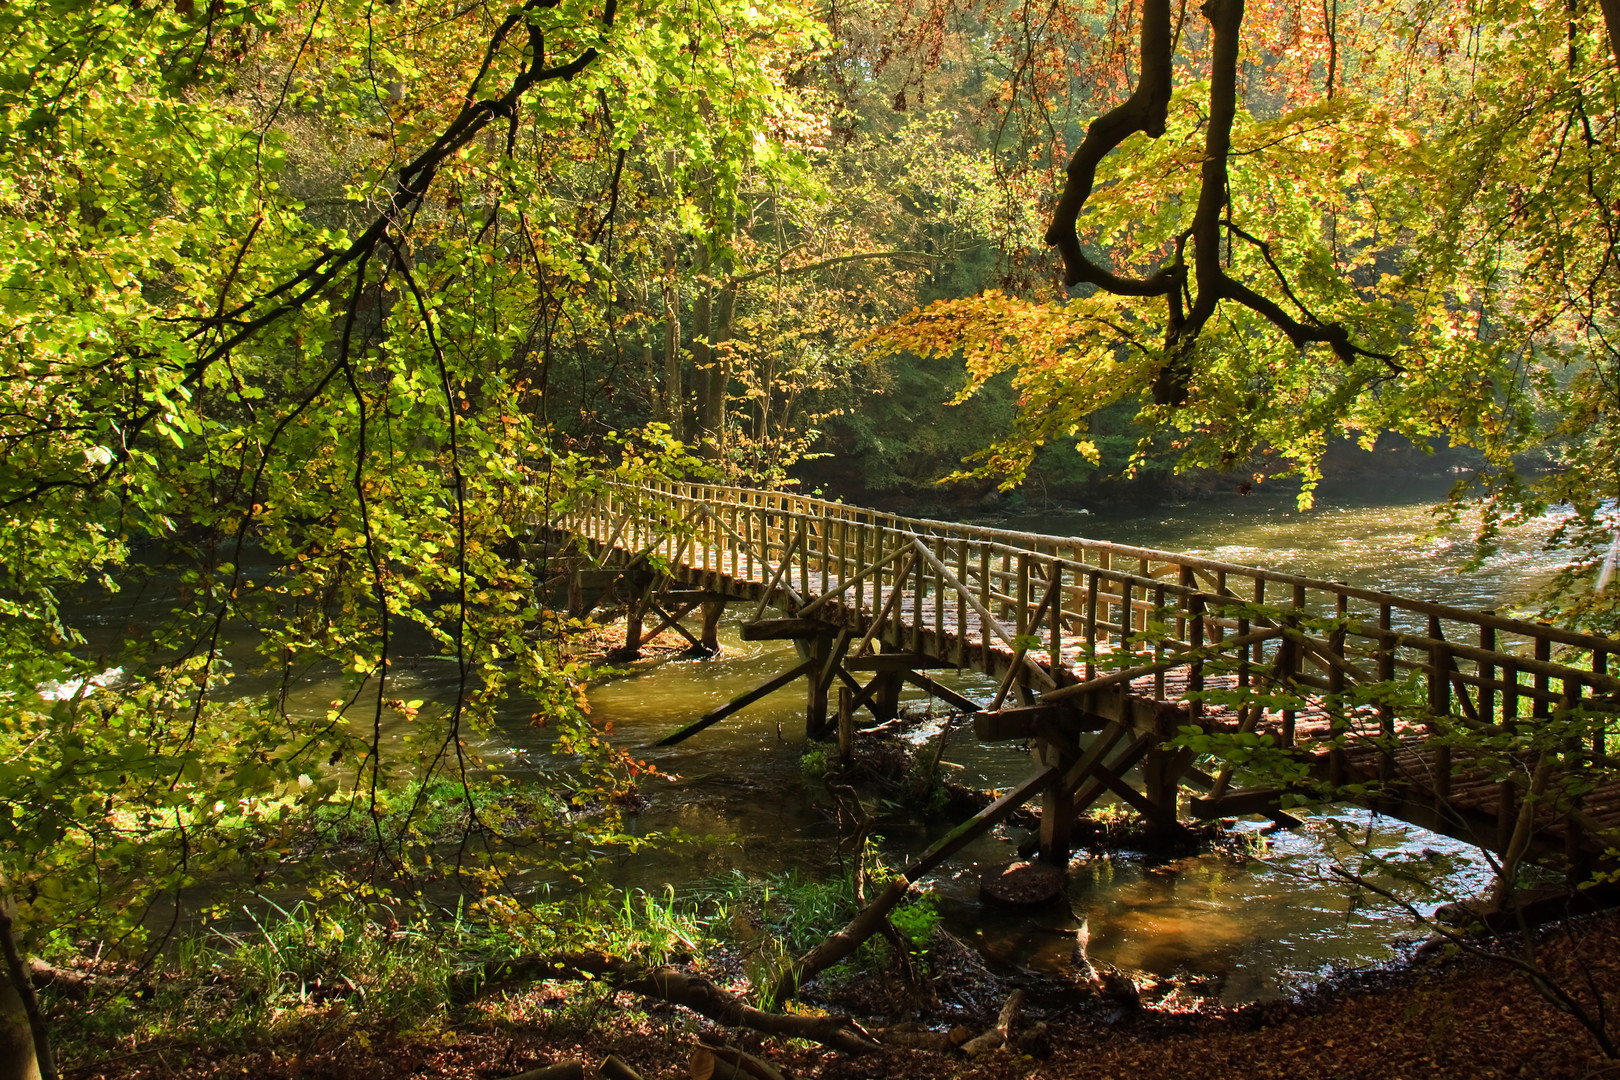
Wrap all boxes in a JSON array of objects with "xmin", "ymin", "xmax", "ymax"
[
  {"xmin": 62, "ymin": 479, "xmax": 1576, "ymax": 1001},
  {"xmin": 564, "ymin": 480, "xmax": 1565, "ymax": 1000}
]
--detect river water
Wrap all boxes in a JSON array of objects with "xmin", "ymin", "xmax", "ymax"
[
  {"xmin": 74, "ymin": 477, "xmax": 1574, "ymax": 1002},
  {"xmin": 533, "ymin": 477, "xmax": 1575, "ymax": 1002}
]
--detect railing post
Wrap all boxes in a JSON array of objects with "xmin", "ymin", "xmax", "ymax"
[
  {"xmin": 978, "ymin": 544, "xmax": 992, "ymax": 628},
  {"xmin": 1118, "ymin": 576, "xmax": 1133, "ymax": 668},
  {"xmin": 1016, "ymin": 558, "xmax": 1031, "ymax": 638},
  {"xmin": 1427, "ymin": 614, "xmax": 1451, "ymax": 802},
  {"xmin": 1187, "ymin": 593, "xmax": 1205, "ymax": 726},
  {"xmin": 1084, "ymin": 570, "xmax": 1099, "ymax": 681},
  {"xmin": 1280, "ymin": 583, "xmax": 1304, "ymax": 749},
  {"xmin": 1378, "ymin": 602, "xmax": 1395, "ymax": 784},
  {"xmin": 1595, "ymin": 649, "xmax": 1610, "ymax": 764},
  {"xmin": 1049, "ymin": 559, "xmax": 1064, "ymax": 679},
  {"xmin": 956, "ymin": 539, "xmax": 970, "ymax": 667},
  {"xmin": 1497, "ymin": 656, "xmax": 1521, "ymax": 852},
  {"xmin": 1153, "ymin": 583, "xmax": 1167, "ymax": 699}
]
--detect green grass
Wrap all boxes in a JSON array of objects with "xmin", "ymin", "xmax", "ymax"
[{"xmin": 49, "ymin": 864, "xmax": 941, "ymax": 1071}]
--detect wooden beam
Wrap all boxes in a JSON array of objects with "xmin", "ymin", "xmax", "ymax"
[
  {"xmin": 1191, "ymin": 788, "xmax": 1292, "ymax": 818},
  {"xmin": 911, "ymin": 766, "xmax": 1062, "ymax": 879},
  {"xmin": 771, "ymin": 765, "xmax": 1059, "ymax": 1004},
  {"xmin": 973, "ymin": 705, "xmax": 1061, "ymax": 742},
  {"xmin": 742, "ymin": 617, "xmax": 839, "ymax": 641},
  {"xmin": 653, "ymin": 659, "xmax": 816, "ymax": 746},
  {"xmin": 845, "ymin": 654, "xmax": 952, "ymax": 671},
  {"xmin": 1061, "ymin": 722, "xmax": 1129, "ymax": 790},
  {"xmin": 795, "ymin": 544, "xmax": 911, "ymax": 618},
  {"xmin": 903, "ymin": 671, "xmax": 982, "ymax": 713},
  {"xmin": 1084, "ymin": 758, "xmax": 1178, "ymax": 828},
  {"xmin": 904, "ymin": 535, "xmax": 1057, "ymax": 690},
  {"xmin": 643, "ymin": 600, "xmax": 702, "ymax": 648},
  {"xmin": 850, "ymin": 551, "xmax": 917, "ymax": 659},
  {"xmin": 1071, "ymin": 731, "xmax": 1155, "ymax": 813}
]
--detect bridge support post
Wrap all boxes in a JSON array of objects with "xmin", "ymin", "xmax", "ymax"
[
  {"xmin": 869, "ymin": 673, "xmax": 903, "ymax": 721},
  {"xmin": 1037, "ymin": 739, "xmax": 1076, "ymax": 866},
  {"xmin": 622, "ymin": 598, "xmax": 647, "ymax": 659},
  {"xmin": 1140, "ymin": 710, "xmax": 1189, "ymax": 832},
  {"xmin": 804, "ymin": 630, "xmax": 851, "ymax": 740},
  {"xmin": 700, "ymin": 595, "xmax": 727, "ymax": 654}
]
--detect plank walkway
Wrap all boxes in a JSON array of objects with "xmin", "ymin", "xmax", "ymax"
[{"xmin": 540, "ymin": 479, "xmax": 1620, "ymax": 881}]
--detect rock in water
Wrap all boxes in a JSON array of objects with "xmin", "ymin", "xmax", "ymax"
[{"xmin": 980, "ymin": 860, "xmax": 1066, "ymax": 909}]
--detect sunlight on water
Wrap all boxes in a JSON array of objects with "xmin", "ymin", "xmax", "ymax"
[
  {"xmin": 64, "ymin": 477, "xmax": 1582, "ymax": 1000},
  {"xmin": 554, "ymin": 478, "xmax": 1578, "ymax": 1000}
]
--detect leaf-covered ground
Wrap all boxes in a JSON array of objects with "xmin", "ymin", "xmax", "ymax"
[{"xmin": 65, "ymin": 906, "xmax": 1620, "ymax": 1080}]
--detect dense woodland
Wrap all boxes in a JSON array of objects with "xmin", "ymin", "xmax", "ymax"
[{"xmin": 2, "ymin": 0, "xmax": 1620, "ymax": 1076}]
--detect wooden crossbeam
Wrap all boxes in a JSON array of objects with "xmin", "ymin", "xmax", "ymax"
[
  {"xmin": 742, "ymin": 617, "xmax": 838, "ymax": 640},
  {"xmin": 1071, "ymin": 731, "xmax": 1156, "ymax": 813},
  {"xmin": 845, "ymin": 654, "xmax": 951, "ymax": 671},
  {"xmin": 752, "ymin": 519, "xmax": 807, "ymax": 620},
  {"xmin": 988, "ymin": 571, "xmax": 1064, "ymax": 710},
  {"xmin": 851, "ymin": 551, "xmax": 916, "ymax": 658},
  {"xmin": 796, "ymin": 544, "xmax": 911, "ymax": 618},
  {"xmin": 653, "ymin": 659, "xmax": 815, "ymax": 746},
  {"xmin": 695, "ymin": 505, "xmax": 805, "ymax": 610},
  {"xmin": 645, "ymin": 601, "xmax": 702, "ymax": 649},
  {"xmin": 903, "ymin": 670, "xmax": 981, "ymax": 713}
]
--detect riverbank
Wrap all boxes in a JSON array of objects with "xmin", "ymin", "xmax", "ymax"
[{"xmin": 57, "ymin": 905, "xmax": 1620, "ymax": 1079}]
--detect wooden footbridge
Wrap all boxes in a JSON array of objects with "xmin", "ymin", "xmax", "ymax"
[{"xmin": 539, "ymin": 478, "xmax": 1620, "ymax": 892}]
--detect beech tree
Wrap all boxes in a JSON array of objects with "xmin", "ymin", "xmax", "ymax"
[
  {"xmin": 0, "ymin": 0, "xmax": 831, "ymax": 1073},
  {"xmin": 868, "ymin": 0, "xmax": 1620, "ymax": 629}
]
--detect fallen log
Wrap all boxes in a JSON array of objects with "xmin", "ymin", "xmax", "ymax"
[
  {"xmin": 599, "ymin": 1056, "xmax": 645, "ymax": 1080},
  {"xmin": 960, "ymin": 988, "xmax": 1025, "ymax": 1057},
  {"xmin": 770, "ymin": 766, "xmax": 1059, "ymax": 1004},
  {"xmin": 502, "ymin": 1062, "xmax": 585, "ymax": 1080},
  {"xmin": 695, "ymin": 1041, "xmax": 787, "ymax": 1080},
  {"xmin": 460, "ymin": 952, "xmax": 878, "ymax": 1055}
]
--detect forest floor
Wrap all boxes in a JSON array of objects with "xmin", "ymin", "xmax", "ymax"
[{"xmin": 64, "ymin": 904, "xmax": 1620, "ymax": 1080}]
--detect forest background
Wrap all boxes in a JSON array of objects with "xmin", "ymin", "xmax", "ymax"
[{"xmin": 1, "ymin": 0, "xmax": 1619, "ymax": 1075}]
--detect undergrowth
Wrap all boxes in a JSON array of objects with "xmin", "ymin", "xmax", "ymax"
[{"xmin": 48, "ymin": 867, "xmax": 941, "ymax": 1071}]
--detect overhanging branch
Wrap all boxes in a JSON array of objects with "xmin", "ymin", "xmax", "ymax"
[{"xmin": 1043, "ymin": 0, "xmax": 1177, "ymax": 295}]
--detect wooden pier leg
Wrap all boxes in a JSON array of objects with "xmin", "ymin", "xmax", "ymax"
[
  {"xmin": 869, "ymin": 671, "xmax": 903, "ymax": 722},
  {"xmin": 1036, "ymin": 739, "xmax": 1075, "ymax": 866},
  {"xmin": 605, "ymin": 583, "xmax": 651, "ymax": 662},
  {"xmin": 568, "ymin": 571, "xmax": 586, "ymax": 618},
  {"xmin": 806, "ymin": 632, "xmax": 835, "ymax": 739},
  {"xmin": 1139, "ymin": 712, "xmax": 1184, "ymax": 832},
  {"xmin": 699, "ymin": 595, "xmax": 727, "ymax": 655},
  {"xmin": 1140, "ymin": 748, "xmax": 1175, "ymax": 824},
  {"xmin": 607, "ymin": 572, "xmax": 663, "ymax": 661}
]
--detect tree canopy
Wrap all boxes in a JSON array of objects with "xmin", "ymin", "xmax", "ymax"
[{"xmin": 2, "ymin": 0, "xmax": 1620, "ymax": 1071}]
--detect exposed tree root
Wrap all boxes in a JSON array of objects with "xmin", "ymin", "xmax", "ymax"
[{"xmin": 460, "ymin": 952, "xmax": 880, "ymax": 1055}]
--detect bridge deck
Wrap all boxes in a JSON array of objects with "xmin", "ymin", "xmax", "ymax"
[{"xmin": 544, "ymin": 479, "xmax": 1620, "ymax": 879}]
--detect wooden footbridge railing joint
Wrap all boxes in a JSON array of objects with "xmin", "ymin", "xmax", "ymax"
[{"xmin": 532, "ymin": 479, "xmax": 1620, "ymax": 882}]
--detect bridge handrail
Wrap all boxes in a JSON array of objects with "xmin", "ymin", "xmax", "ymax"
[
  {"xmin": 574, "ymin": 477, "xmax": 1620, "ymax": 661},
  {"xmin": 549, "ymin": 476, "xmax": 1620, "ymax": 759}
]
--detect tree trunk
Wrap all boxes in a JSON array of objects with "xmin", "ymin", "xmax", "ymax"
[
  {"xmin": 695, "ymin": 279, "xmax": 736, "ymax": 461},
  {"xmin": 690, "ymin": 252, "xmax": 714, "ymax": 455},
  {"xmin": 0, "ymin": 977, "xmax": 39, "ymax": 1080},
  {"xmin": 660, "ymin": 242, "xmax": 684, "ymax": 444},
  {"xmin": 0, "ymin": 890, "xmax": 43, "ymax": 1080},
  {"xmin": 1600, "ymin": 0, "xmax": 1620, "ymax": 70}
]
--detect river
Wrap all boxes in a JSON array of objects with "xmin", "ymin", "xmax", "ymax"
[
  {"xmin": 537, "ymin": 477, "xmax": 1574, "ymax": 1002},
  {"xmin": 69, "ymin": 476, "xmax": 1576, "ymax": 1002}
]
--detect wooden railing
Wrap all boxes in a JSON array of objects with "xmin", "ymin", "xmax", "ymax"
[{"xmin": 550, "ymin": 478, "xmax": 1620, "ymax": 761}]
